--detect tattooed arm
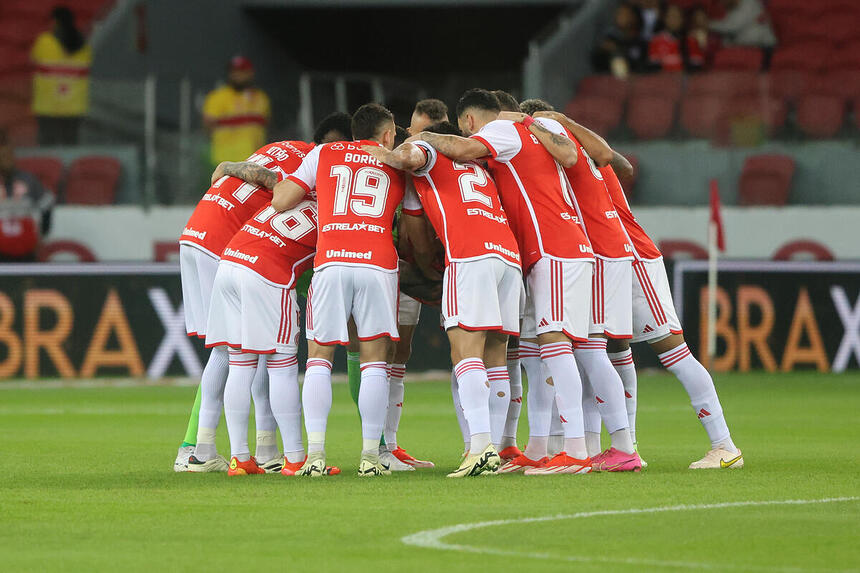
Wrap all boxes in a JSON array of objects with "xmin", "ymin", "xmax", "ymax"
[
  {"xmin": 361, "ymin": 142, "xmax": 428, "ymax": 172},
  {"xmin": 499, "ymin": 111, "xmax": 577, "ymax": 168},
  {"xmin": 211, "ymin": 161, "xmax": 278, "ymax": 188},
  {"xmin": 414, "ymin": 132, "xmax": 490, "ymax": 162}
]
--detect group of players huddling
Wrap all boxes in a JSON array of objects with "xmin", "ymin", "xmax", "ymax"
[{"xmin": 172, "ymin": 88, "xmax": 743, "ymax": 478}]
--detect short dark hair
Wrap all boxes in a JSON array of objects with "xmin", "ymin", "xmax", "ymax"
[
  {"xmin": 492, "ymin": 90, "xmax": 519, "ymax": 112},
  {"xmin": 519, "ymin": 98, "xmax": 555, "ymax": 115},
  {"xmin": 414, "ymin": 98, "xmax": 448, "ymax": 122},
  {"xmin": 456, "ymin": 88, "xmax": 500, "ymax": 118},
  {"xmin": 395, "ymin": 125, "xmax": 409, "ymax": 147},
  {"xmin": 422, "ymin": 121, "xmax": 461, "ymax": 136},
  {"xmin": 313, "ymin": 112, "xmax": 352, "ymax": 144},
  {"xmin": 351, "ymin": 103, "xmax": 395, "ymax": 141}
]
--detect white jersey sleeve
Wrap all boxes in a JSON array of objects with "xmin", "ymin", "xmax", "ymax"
[
  {"xmin": 411, "ymin": 140, "xmax": 437, "ymax": 177},
  {"xmin": 286, "ymin": 144, "xmax": 322, "ymax": 192},
  {"xmin": 470, "ymin": 119, "xmax": 522, "ymax": 163},
  {"xmin": 534, "ymin": 117, "xmax": 568, "ymax": 137},
  {"xmin": 402, "ymin": 176, "xmax": 423, "ymax": 215}
]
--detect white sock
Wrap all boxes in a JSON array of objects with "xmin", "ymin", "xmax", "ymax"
[
  {"xmin": 195, "ymin": 427, "xmax": 217, "ymax": 461},
  {"xmin": 223, "ymin": 351, "xmax": 258, "ymax": 460},
  {"xmin": 358, "ymin": 362, "xmax": 389, "ymax": 454},
  {"xmin": 524, "ymin": 436, "xmax": 548, "ymax": 461},
  {"xmin": 581, "ymin": 376, "xmax": 603, "ymax": 456},
  {"xmin": 486, "ymin": 366, "xmax": 510, "ymax": 449},
  {"xmin": 451, "ymin": 370, "xmax": 470, "ymax": 450},
  {"xmin": 251, "ymin": 357, "xmax": 277, "ymax": 433},
  {"xmin": 197, "ymin": 346, "xmax": 229, "ymax": 441},
  {"xmin": 658, "ymin": 343, "xmax": 737, "ymax": 453},
  {"xmin": 502, "ymin": 348, "xmax": 523, "ymax": 449},
  {"xmin": 267, "ymin": 353, "xmax": 302, "ymax": 461},
  {"xmin": 574, "ymin": 339, "xmax": 633, "ymax": 453},
  {"xmin": 384, "ymin": 363, "xmax": 406, "ymax": 450},
  {"xmin": 303, "ymin": 358, "xmax": 333, "ymax": 453},
  {"xmin": 539, "ymin": 342, "xmax": 587, "ymax": 458},
  {"xmin": 609, "ymin": 349, "xmax": 638, "ymax": 443},
  {"xmin": 454, "ymin": 358, "xmax": 491, "ymax": 454},
  {"xmin": 548, "ymin": 399, "xmax": 564, "ymax": 456},
  {"xmin": 585, "ymin": 432, "xmax": 602, "ymax": 457},
  {"xmin": 521, "ymin": 341, "xmax": 553, "ymax": 446}
]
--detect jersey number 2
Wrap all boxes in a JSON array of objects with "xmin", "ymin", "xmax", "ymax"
[
  {"xmin": 330, "ymin": 165, "xmax": 390, "ymax": 218},
  {"xmin": 453, "ymin": 162, "xmax": 492, "ymax": 208}
]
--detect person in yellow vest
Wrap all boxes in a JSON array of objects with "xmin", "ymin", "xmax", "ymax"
[
  {"xmin": 30, "ymin": 6, "xmax": 92, "ymax": 146},
  {"xmin": 202, "ymin": 56, "xmax": 271, "ymax": 169}
]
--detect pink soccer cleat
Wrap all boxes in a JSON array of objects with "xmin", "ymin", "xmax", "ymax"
[{"xmin": 590, "ymin": 447, "xmax": 642, "ymax": 472}]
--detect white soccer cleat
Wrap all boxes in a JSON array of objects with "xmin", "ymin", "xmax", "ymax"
[
  {"xmin": 689, "ymin": 447, "xmax": 744, "ymax": 469},
  {"xmin": 296, "ymin": 452, "xmax": 327, "ymax": 477},
  {"xmin": 186, "ymin": 454, "xmax": 229, "ymax": 473},
  {"xmin": 173, "ymin": 445, "xmax": 195, "ymax": 472},
  {"xmin": 634, "ymin": 443, "xmax": 648, "ymax": 469},
  {"xmin": 257, "ymin": 455, "xmax": 285, "ymax": 474},
  {"xmin": 379, "ymin": 450, "xmax": 415, "ymax": 472},
  {"xmin": 358, "ymin": 453, "xmax": 392, "ymax": 477},
  {"xmin": 446, "ymin": 444, "xmax": 501, "ymax": 478}
]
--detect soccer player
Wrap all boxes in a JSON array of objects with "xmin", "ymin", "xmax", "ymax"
[
  {"xmin": 514, "ymin": 99, "xmax": 641, "ymax": 473},
  {"xmin": 364, "ymin": 120, "xmax": 524, "ymax": 477},
  {"xmin": 407, "ymin": 98, "xmax": 448, "ymax": 135},
  {"xmin": 271, "ymin": 103, "xmax": 406, "ymax": 477},
  {"xmin": 414, "ymin": 89, "xmax": 596, "ymax": 476}
]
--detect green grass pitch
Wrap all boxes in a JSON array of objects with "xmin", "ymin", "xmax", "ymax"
[{"xmin": 2, "ymin": 371, "xmax": 858, "ymax": 571}]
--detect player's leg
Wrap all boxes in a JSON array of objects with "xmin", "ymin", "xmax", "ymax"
[
  {"xmin": 346, "ymin": 318, "xmax": 361, "ymax": 408},
  {"xmin": 267, "ymin": 351, "xmax": 304, "ymax": 475},
  {"xmin": 580, "ymin": 376, "xmax": 602, "ymax": 457},
  {"xmin": 250, "ymin": 362, "xmax": 280, "ymax": 469},
  {"xmin": 607, "ymin": 338, "xmax": 638, "ymax": 446},
  {"xmin": 484, "ymin": 330, "xmax": 510, "ymax": 452},
  {"xmin": 223, "ymin": 350, "xmax": 266, "ymax": 475},
  {"xmin": 188, "ymin": 347, "xmax": 230, "ymax": 470},
  {"xmin": 500, "ymin": 338, "xmax": 524, "ymax": 458},
  {"xmin": 548, "ymin": 399, "xmax": 564, "ymax": 457}
]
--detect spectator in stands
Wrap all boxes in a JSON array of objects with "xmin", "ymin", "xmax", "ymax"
[
  {"xmin": 202, "ymin": 56, "xmax": 271, "ymax": 171},
  {"xmin": 593, "ymin": 2, "xmax": 649, "ymax": 78},
  {"xmin": 0, "ymin": 131, "xmax": 54, "ymax": 261},
  {"xmin": 632, "ymin": 0, "xmax": 662, "ymax": 40},
  {"xmin": 687, "ymin": 5, "xmax": 721, "ymax": 69},
  {"xmin": 648, "ymin": 4, "xmax": 705, "ymax": 72},
  {"xmin": 709, "ymin": 0, "xmax": 776, "ymax": 49},
  {"xmin": 30, "ymin": 6, "xmax": 92, "ymax": 146}
]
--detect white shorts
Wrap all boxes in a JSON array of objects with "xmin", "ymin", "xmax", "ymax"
[
  {"xmin": 398, "ymin": 292, "xmax": 421, "ymax": 326},
  {"xmin": 631, "ymin": 258, "xmax": 683, "ymax": 343},
  {"xmin": 442, "ymin": 258, "xmax": 524, "ymax": 335},
  {"xmin": 306, "ymin": 265, "xmax": 400, "ymax": 345},
  {"xmin": 205, "ymin": 262, "xmax": 300, "ymax": 355},
  {"xmin": 590, "ymin": 258, "xmax": 633, "ymax": 339},
  {"xmin": 525, "ymin": 257, "xmax": 592, "ymax": 342},
  {"xmin": 179, "ymin": 243, "xmax": 219, "ymax": 337}
]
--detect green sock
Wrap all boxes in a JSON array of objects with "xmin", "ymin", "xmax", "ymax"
[
  {"xmin": 347, "ymin": 351, "xmax": 361, "ymax": 409},
  {"xmin": 180, "ymin": 384, "xmax": 202, "ymax": 447}
]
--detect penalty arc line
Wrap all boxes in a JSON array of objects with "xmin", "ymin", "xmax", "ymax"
[{"xmin": 401, "ymin": 497, "xmax": 860, "ymax": 572}]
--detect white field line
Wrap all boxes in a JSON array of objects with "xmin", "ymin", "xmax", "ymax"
[{"xmin": 402, "ymin": 497, "xmax": 860, "ymax": 572}]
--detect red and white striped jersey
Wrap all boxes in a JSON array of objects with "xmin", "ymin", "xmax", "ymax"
[
  {"xmin": 403, "ymin": 140, "xmax": 521, "ymax": 268},
  {"xmin": 600, "ymin": 166, "xmax": 662, "ymax": 260},
  {"xmin": 221, "ymin": 198, "xmax": 318, "ymax": 288},
  {"xmin": 180, "ymin": 140, "xmax": 314, "ymax": 257},
  {"xmin": 562, "ymin": 132, "xmax": 633, "ymax": 260},
  {"xmin": 471, "ymin": 119, "xmax": 593, "ymax": 272},
  {"xmin": 287, "ymin": 140, "xmax": 405, "ymax": 272}
]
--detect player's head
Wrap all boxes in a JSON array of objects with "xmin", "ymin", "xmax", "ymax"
[
  {"xmin": 408, "ymin": 99, "xmax": 448, "ymax": 135},
  {"xmin": 227, "ymin": 55, "xmax": 255, "ymax": 90},
  {"xmin": 395, "ymin": 125, "xmax": 409, "ymax": 147},
  {"xmin": 456, "ymin": 88, "xmax": 500, "ymax": 136},
  {"xmin": 519, "ymin": 98, "xmax": 554, "ymax": 115},
  {"xmin": 492, "ymin": 90, "xmax": 520, "ymax": 112},
  {"xmin": 422, "ymin": 120, "xmax": 462, "ymax": 137},
  {"xmin": 352, "ymin": 103, "xmax": 397, "ymax": 149},
  {"xmin": 313, "ymin": 112, "xmax": 352, "ymax": 144}
]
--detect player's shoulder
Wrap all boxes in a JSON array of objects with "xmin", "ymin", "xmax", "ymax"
[
  {"xmin": 260, "ymin": 140, "xmax": 315, "ymax": 158},
  {"xmin": 534, "ymin": 116, "xmax": 566, "ymax": 136},
  {"xmin": 479, "ymin": 119, "xmax": 517, "ymax": 134}
]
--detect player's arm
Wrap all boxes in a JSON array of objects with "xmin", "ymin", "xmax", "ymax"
[
  {"xmin": 210, "ymin": 161, "xmax": 278, "ymax": 188},
  {"xmin": 271, "ymin": 179, "xmax": 307, "ymax": 212},
  {"xmin": 361, "ymin": 143, "xmax": 428, "ymax": 172},
  {"xmin": 498, "ymin": 111, "xmax": 577, "ymax": 168},
  {"xmin": 403, "ymin": 214, "xmax": 442, "ymax": 281},
  {"xmin": 414, "ymin": 132, "xmax": 490, "ymax": 162}
]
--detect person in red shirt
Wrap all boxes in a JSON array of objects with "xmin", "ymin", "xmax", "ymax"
[
  {"xmin": 414, "ymin": 89, "xmax": 600, "ymax": 476},
  {"xmin": 648, "ymin": 4, "xmax": 706, "ymax": 72},
  {"xmin": 363, "ymin": 120, "xmax": 524, "ymax": 477},
  {"xmin": 272, "ymin": 104, "xmax": 406, "ymax": 477}
]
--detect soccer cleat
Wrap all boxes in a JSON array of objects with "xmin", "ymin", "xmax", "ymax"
[
  {"xmin": 498, "ymin": 445, "xmax": 523, "ymax": 462},
  {"xmin": 228, "ymin": 456, "xmax": 265, "ymax": 476},
  {"xmin": 296, "ymin": 452, "xmax": 327, "ymax": 477},
  {"xmin": 591, "ymin": 447, "xmax": 642, "ymax": 472},
  {"xmin": 634, "ymin": 444, "xmax": 648, "ymax": 469},
  {"xmin": 391, "ymin": 446, "xmax": 435, "ymax": 468},
  {"xmin": 379, "ymin": 450, "xmax": 415, "ymax": 472},
  {"xmin": 498, "ymin": 454, "xmax": 548, "ymax": 474},
  {"xmin": 257, "ymin": 455, "xmax": 285, "ymax": 474},
  {"xmin": 689, "ymin": 448, "xmax": 743, "ymax": 469},
  {"xmin": 446, "ymin": 444, "xmax": 501, "ymax": 478},
  {"xmin": 186, "ymin": 454, "xmax": 229, "ymax": 473},
  {"xmin": 173, "ymin": 445, "xmax": 195, "ymax": 472},
  {"xmin": 358, "ymin": 453, "xmax": 392, "ymax": 477},
  {"xmin": 280, "ymin": 457, "xmax": 305, "ymax": 476},
  {"xmin": 523, "ymin": 452, "xmax": 592, "ymax": 475}
]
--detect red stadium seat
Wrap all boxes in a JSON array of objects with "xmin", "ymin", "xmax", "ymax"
[
  {"xmin": 686, "ymin": 71, "xmax": 760, "ymax": 97},
  {"xmin": 16, "ymin": 156, "xmax": 64, "ymax": 194},
  {"xmin": 680, "ymin": 94, "xmax": 724, "ymax": 138},
  {"xmin": 0, "ymin": 72, "xmax": 32, "ymax": 101},
  {"xmin": 0, "ymin": 99, "xmax": 31, "ymax": 125},
  {"xmin": 626, "ymin": 96, "xmax": 676, "ymax": 139},
  {"xmin": 0, "ymin": 49, "xmax": 30, "ymax": 75},
  {"xmin": 577, "ymin": 75, "xmax": 629, "ymax": 105},
  {"xmin": 63, "ymin": 156, "xmax": 122, "ymax": 205},
  {"xmin": 630, "ymin": 73, "xmax": 683, "ymax": 101},
  {"xmin": 564, "ymin": 96, "xmax": 623, "ymax": 137},
  {"xmin": 771, "ymin": 43, "xmax": 829, "ymax": 72},
  {"xmin": 712, "ymin": 47, "xmax": 763, "ymax": 71},
  {"xmin": 821, "ymin": 14, "xmax": 856, "ymax": 47},
  {"xmin": 729, "ymin": 95, "xmax": 787, "ymax": 133},
  {"xmin": 738, "ymin": 154, "xmax": 795, "ymax": 206},
  {"xmin": 795, "ymin": 95, "xmax": 845, "ymax": 138},
  {"xmin": 766, "ymin": 70, "xmax": 810, "ymax": 103},
  {"xmin": 808, "ymin": 70, "xmax": 860, "ymax": 103},
  {"xmin": 826, "ymin": 44, "xmax": 860, "ymax": 71}
]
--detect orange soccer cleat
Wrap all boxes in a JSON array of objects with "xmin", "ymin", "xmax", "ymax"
[
  {"xmin": 391, "ymin": 446, "xmax": 434, "ymax": 468},
  {"xmin": 498, "ymin": 454, "xmax": 547, "ymax": 474},
  {"xmin": 523, "ymin": 452, "xmax": 592, "ymax": 475},
  {"xmin": 498, "ymin": 445, "xmax": 523, "ymax": 461},
  {"xmin": 227, "ymin": 456, "xmax": 266, "ymax": 476}
]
